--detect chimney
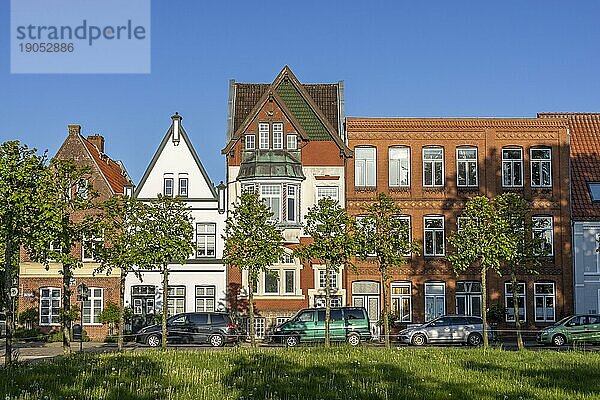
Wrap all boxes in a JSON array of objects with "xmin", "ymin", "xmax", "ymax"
[
  {"xmin": 68, "ymin": 124, "xmax": 81, "ymax": 136},
  {"xmin": 87, "ymin": 134, "xmax": 105, "ymax": 153}
]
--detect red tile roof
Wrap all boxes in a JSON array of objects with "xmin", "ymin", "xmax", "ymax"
[
  {"xmin": 81, "ymin": 137, "xmax": 130, "ymax": 194},
  {"xmin": 539, "ymin": 113, "xmax": 600, "ymax": 220}
]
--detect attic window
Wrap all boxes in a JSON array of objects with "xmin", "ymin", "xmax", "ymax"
[{"xmin": 589, "ymin": 183, "xmax": 600, "ymax": 202}]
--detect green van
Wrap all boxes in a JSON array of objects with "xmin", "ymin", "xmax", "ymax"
[
  {"xmin": 271, "ymin": 307, "xmax": 372, "ymax": 347},
  {"xmin": 537, "ymin": 315, "xmax": 600, "ymax": 346}
]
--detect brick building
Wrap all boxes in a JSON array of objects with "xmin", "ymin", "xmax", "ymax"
[
  {"xmin": 223, "ymin": 66, "xmax": 351, "ymax": 337},
  {"xmin": 345, "ymin": 117, "xmax": 572, "ymax": 332},
  {"xmin": 19, "ymin": 125, "xmax": 133, "ymax": 340}
]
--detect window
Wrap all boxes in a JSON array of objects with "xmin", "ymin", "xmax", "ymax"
[
  {"xmin": 396, "ymin": 215, "xmax": 412, "ymax": 256},
  {"xmin": 167, "ymin": 286, "xmax": 185, "ymax": 316},
  {"xmin": 456, "ymin": 147, "xmax": 478, "ymax": 187},
  {"xmin": 132, "ymin": 285, "xmax": 156, "ymax": 316},
  {"xmin": 530, "ymin": 148, "xmax": 552, "ymax": 187},
  {"xmin": 505, "ymin": 282, "xmax": 526, "ymax": 322},
  {"xmin": 284, "ymin": 270, "xmax": 295, "ymax": 294},
  {"xmin": 534, "ymin": 282, "xmax": 555, "ymax": 322},
  {"xmin": 391, "ymin": 282, "xmax": 412, "ymax": 322},
  {"xmin": 77, "ymin": 179, "xmax": 88, "ymax": 199},
  {"xmin": 423, "ymin": 147, "xmax": 444, "ymax": 187},
  {"xmin": 82, "ymin": 234, "xmax": 102, "ymax": 262},
  {"xmin": 425, "ymin": 282, "xmax": 445, "ymax": 322},
  {"xmin": 195, "ymin": 286, "xmax": 215, "ymax": 312},
  {"xmin": 249, "ymin": 317, "xmax": 265, "ymax": 339},
  {"xmin": 178, "ymin": 177, "xmax": 188, "ymax": 197},
  {"xmin": 355, "ymin": 147, "xmax": 376, "ymax": 187},
  {"xmin": 319, "ymin": 269, "xmax": 338, "ymax": 289},
  {"xmin": 276, "ymin": 316, "xmax": 290, "ymax": 325},
  {"xmin": 502, "ymin": 148, "xmax": 523, "ymax": 187},
  {"xmin": 259, "ymin": 123, "xmax": 269, "ymax": 149},
  {"xmin": 532, "ymin": 216, "xmax": 554, "ymax": 256},
  {"xmin": 40, "ymin": 287, "xmax": 60, "ymax": 325},
  {"xmin": 287, "ymin": 134, "xmax": 297, "ymax": 150},
  {"xmin": 424, "ymin": 216, "xmax": 445, "ymax": 256},
  {"xmin": 389, "ymin": 147, "xmax": 410, "ymax": 187},
  {"xmin": 264, "ymin": 272, "xmax": 279, "ymax": 294},
  {"xmin": 82, "ymin": 288, "xmax": 103, "ymax": 324},
  {"xmin": 164, "ymin": 177, "xmax": 174, "ymax": 196},
  {"xmin": 315, "ymin": 296, "xmax": 342, "ymax": 308},
  {"xmin": 48, "ymin": 242, "xmax": 62, "ymax": 261},
  {"xmin": 196, "ymin": 223, "xmax": 216, "ymax": 258},
  {"xmin": 455, "ymin": 281, "xmax": 482, "ymax": 317},
  {"xmin": 316, "ymin": 186, "xmax": 339, "ymax": 202},
  {"xmin": 241, "ymin": 183, "xmax": 255, "ymax": 194},
  {"xmin": 273, "ymin": 123, "xmax": 283, "ymax": 149},
  {"xmin": 588, "ymin": 183, "xmax": 600, "ymax": 202},
  {"xmin": 245, "ymin": 134, "xmax": 255, "ymax": 150},
  {"xmin": 261, "ymin": 185, "xmax": 281, "ymax": 222},
  {"xmin": 286, "ymin": 185, "xmax": 297, "ymax": 223}
]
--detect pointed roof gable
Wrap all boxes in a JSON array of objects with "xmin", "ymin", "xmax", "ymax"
[
  {"xmin": 223, "ymin": 66, "xmax": 350, "ymax": 155},
  {"xmin": 135, "ymin": 113, "xmax": 218, "ymax": 199}
]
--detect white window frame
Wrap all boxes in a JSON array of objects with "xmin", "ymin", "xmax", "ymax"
[
  {"xmin": 534, "ymin": 282, "xmax": 555, "ymax": 322},
  {"xmin": 245, "ymin": 134, "xmax": 256, "ymax": 150},
  {"xmin": 504, "ymin": 282, "xmax": 526, "ymax": 322},
  {"xmin": 249, "ymin": 253, "xmax": 300, "ymax": 296},
  {"xmin": 260, "ymin": 184, "xmax": 282, "ymax": 222},
  {"xmin": 530, "ymin": 147, "xmax": 552, "ymax": 188},
  {"xmin": 195, "ymin": 285, "xmax": 216, "ymax": 312},
  {"xmin": 319, "ymin": 268, "xmax": 338, "ymax": 290},
  {"xmin": 456, "ymin": 147, "xmax": 478, "ymax": 187},
  {"xmin": 425, "ymin": 282, "xmax": 446, "ymax": 322},
  {"xmin": 286, "ymin": 185, "xmax": 297, "ymax": 223},
  {"xmin": 455, "ymin": 281, "xmax": 482, "ymax": 317},
  {"xmin": 82, "ymin": 287, "xmax": 103, "ymax": 325},
  {"xmin": 250, "ymin": 317, "xmax": 265, "ymax": 339},
  {"xmin": 167, "ymin": 286, "xmax": 186, "ymax": 317},
  {"xmin": 287, "ymin": 134, "xmax": 297, "ymax": 150},
  {"xmin": 264, "ymin": 271, "xmax": 280, "ymax": 294},
  {"xmin": 39, "ymin": 287, "xmax": 61, "ymax": 326},
  {"xmin": 389, "ymin": 146, "xmax": 410, "ymax": 187},
  {"xmin": 273, "ymin": 123, "xmax": 283, "ymax": 149},
  {"xmin": 196, "ymin": 223, "xmax": 216, "ymax": 258},
  {"xmin": 259, "ymin": 123, "xmax": 270, "ymax": 149},
  {"xmin": 164, "ymin": 177, "xmax": 174, "ymax": 196},
  {"xmin": 422, "ymin": 147, "xmax": 444, "ymax": 187},
  {"xmin": 502, "ymin": 148, "xmax": 524, "ymax": 188},
  {"xmin": 532, "ymin": 216, "xmax": 554, "ymax": 256},
  {"xmin": 423, "ymin": 216, "xmax": 445, "ymax": 256},
  {"xmin": 178, "ymin": 177, "xmax": 189, "ymax": 197},
  {"xmin": 391, "ymin": 282, "xmax": 412, "ymax": 322},
  {"xmin": 77, "ymin": 179, "xmax": 89, "ymax": 199},
  {"xmin": 316, "ymin": 186, "xmax": 339, "ymax": 202},
  {"xmin": 354, "ymin": 147, "xmax": 376, "ymax": 187},
  {"xmin": 82, "ymin": 234, "xmax": 102, "ymax": 262}
]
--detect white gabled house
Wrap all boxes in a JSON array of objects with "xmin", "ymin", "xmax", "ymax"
[{"xmin": 126, "ymin": 113, "xmax": 227, "ymax": 330}]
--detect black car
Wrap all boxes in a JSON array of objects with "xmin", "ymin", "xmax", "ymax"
[{"xmin": 136, "ymin": 312, "xmax": 239, "ymax": 347}]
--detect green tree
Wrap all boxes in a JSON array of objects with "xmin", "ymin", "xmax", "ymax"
[
  {"xmin": 294, "ymin": 198, "xmax": 355, "ymax": 347},
  {"xmin": 133, "ymin": 195, "xmax": 195, "ymax": 349},
  {"xmin": 447, "ymin": 196, "xmax": 512, "ymax": 347},
  {"xmin": 0, "ymin": 141, "xmax": 54, "ymax": 364},
  {"xmin": 355, "ymin": 193, "xmax": 420, "ymax": 348},
  {"xmin": 91, "ymin": 196, "xmax": 147, "ymax": 351},
  {"xmin": 223, "ymin": 192, "xmax": 284, "ymax": 347},
  {"xmin": 495, "ymin": 192, "xmax": 547, "ymax": 350}
]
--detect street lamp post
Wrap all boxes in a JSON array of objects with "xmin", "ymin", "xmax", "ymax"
[{"xmin": 76, "ymin": 283, "xmax": 89, "ymax": 353}]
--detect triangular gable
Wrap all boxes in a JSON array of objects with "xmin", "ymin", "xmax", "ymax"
[
  {"xmin": 135, "ymin": 113, "xmax": 218, "ymax": 200},
  {"xmin": 222, "ymin": 66, "xmax": 351, "ymax": 156}
]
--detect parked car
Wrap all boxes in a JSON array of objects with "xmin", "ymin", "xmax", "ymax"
[
  {"xmin": 398, "ymin": 315, "xmax": 488, "ymax": 346},
  {"xmin": 271, "ymin": 306, "xmax": 371, "ymax": 347},
  {"xmin": 136, "ymin": 312, "xmax": 239, "ymax": 347},
  {"xmin": 537, "ymin": 314, "xmax": 600, "ymax": 346}
]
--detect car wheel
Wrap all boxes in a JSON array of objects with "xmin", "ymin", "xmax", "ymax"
[
  {"xmin": 467, "ymin": 333, "xmax": 483, "ymax": 347},
  {"xmin": 146, "ymin": 334, "xmax": 161, "ymax": 348},
  {"xmin": 209, "ymin": 334, "xmax": 224, "ymax": 347},
  {"xmin": 347, "ymin": 332, "xmax": 361, "ymax": 347},
  {"xmin": 285, "ymin": 335, "xmax": 299, "ymax": 347},
  {"xmin": 552, "ymin": 334, "xmax": 566, "ymax": 347},
  {"xmin": 411, "ymin": 333, "xmax": 427, "ymax": 346}
]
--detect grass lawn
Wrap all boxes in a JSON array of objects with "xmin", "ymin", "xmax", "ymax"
[{"xmin": 1, "ymin": 347, "xmax": 600, "ymax": 400}]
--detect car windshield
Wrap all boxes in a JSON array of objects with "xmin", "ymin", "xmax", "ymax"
[{"xmin": 551, "ymin": 316, "xmax": 572, "ymax": 327}]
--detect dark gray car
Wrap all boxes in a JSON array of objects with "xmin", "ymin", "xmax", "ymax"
[{"xmin": 398, "ymin": 315, "xmax": 486, "ymax": 346}]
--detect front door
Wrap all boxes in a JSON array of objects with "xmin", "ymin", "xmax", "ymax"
[{"xmin": 353, "ymin": 295, "xmax": 380, "ymax": 339}]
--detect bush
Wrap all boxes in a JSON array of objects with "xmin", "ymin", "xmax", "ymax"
[
  {"xmin": 104, "ymin": 335, "xmax": 117, "ymax": 343},
  {"xmin": 13, "ymin": 327, "xmax": 45, "ymax": 341},
  {"xmin": 47, "ymin": 328, "xmax": 91, "ymax": 342}
]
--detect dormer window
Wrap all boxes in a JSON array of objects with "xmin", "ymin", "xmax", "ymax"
[
  {"xmin": 287, "ymin": 134, "xmax": 297, "ymax": 150},
  {"xmin": 259, "ymin": 123, "xmax": 269, "ymax": 149},
  {"xmin": 245, "ymin": 134, "xmax": 255, "ymax": 150},
  {"xmin": 273, "ymin": 123, "xmax": 283, "ymax": 149}
]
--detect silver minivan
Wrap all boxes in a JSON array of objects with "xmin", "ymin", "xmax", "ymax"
[{"xmin": 398, "ymin": 315, "xmax": 486, "ymax": 346}]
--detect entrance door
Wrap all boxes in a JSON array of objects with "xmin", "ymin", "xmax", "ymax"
[
  {"xmin": 132, "ymin": 285, "xmax": 157, "ymax": 331},
  {"xmin": 352, "ymin": 281, "xmax": 381, "ymax": 339}
]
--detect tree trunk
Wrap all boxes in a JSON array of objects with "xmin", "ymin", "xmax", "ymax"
[
  {"xmin": 248, "ymin": 275, "xmax": 256, "ymax": 348},
  {"xmin": 511, "ymin": 271, "xmax": 524, "ymax": 350},
  {"xmin": 324, "ymin": 264, "xmax": 331, "ymax": 347},
  {"xmin": 381, "ymin": 269, "xmax": 390, "ymax": 348},
  {"xmin": 4, "ymin": 234, "xmax": 13, "ymax": 365},
  {"xmin": 161, "ymin": 266, "xmax": 169, "ymax": 349},
  {"xmin": 118, "ymin": 271, "xmax": 126, "ymax": 352},
  {"xmin": 62, "ymin": 262, "xmax": 72, "ymax": 355},
  {"xmin": 481, "ymin": 266, "xmax": 489, "ymax": 348}
]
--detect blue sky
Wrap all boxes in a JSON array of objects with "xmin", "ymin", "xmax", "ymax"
[{"xmin": 1, "ymin": 0, "xmax": 599, "ymax": 185}]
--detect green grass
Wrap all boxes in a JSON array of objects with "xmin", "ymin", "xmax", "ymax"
[{"xmin": 1, "ymin": 347, "xmax": 600, "ymax": 399}]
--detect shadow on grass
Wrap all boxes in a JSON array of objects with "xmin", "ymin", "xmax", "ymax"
[{"xmin": 0, "ymin": 352, "xmax": 174, "ymax": 400}]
